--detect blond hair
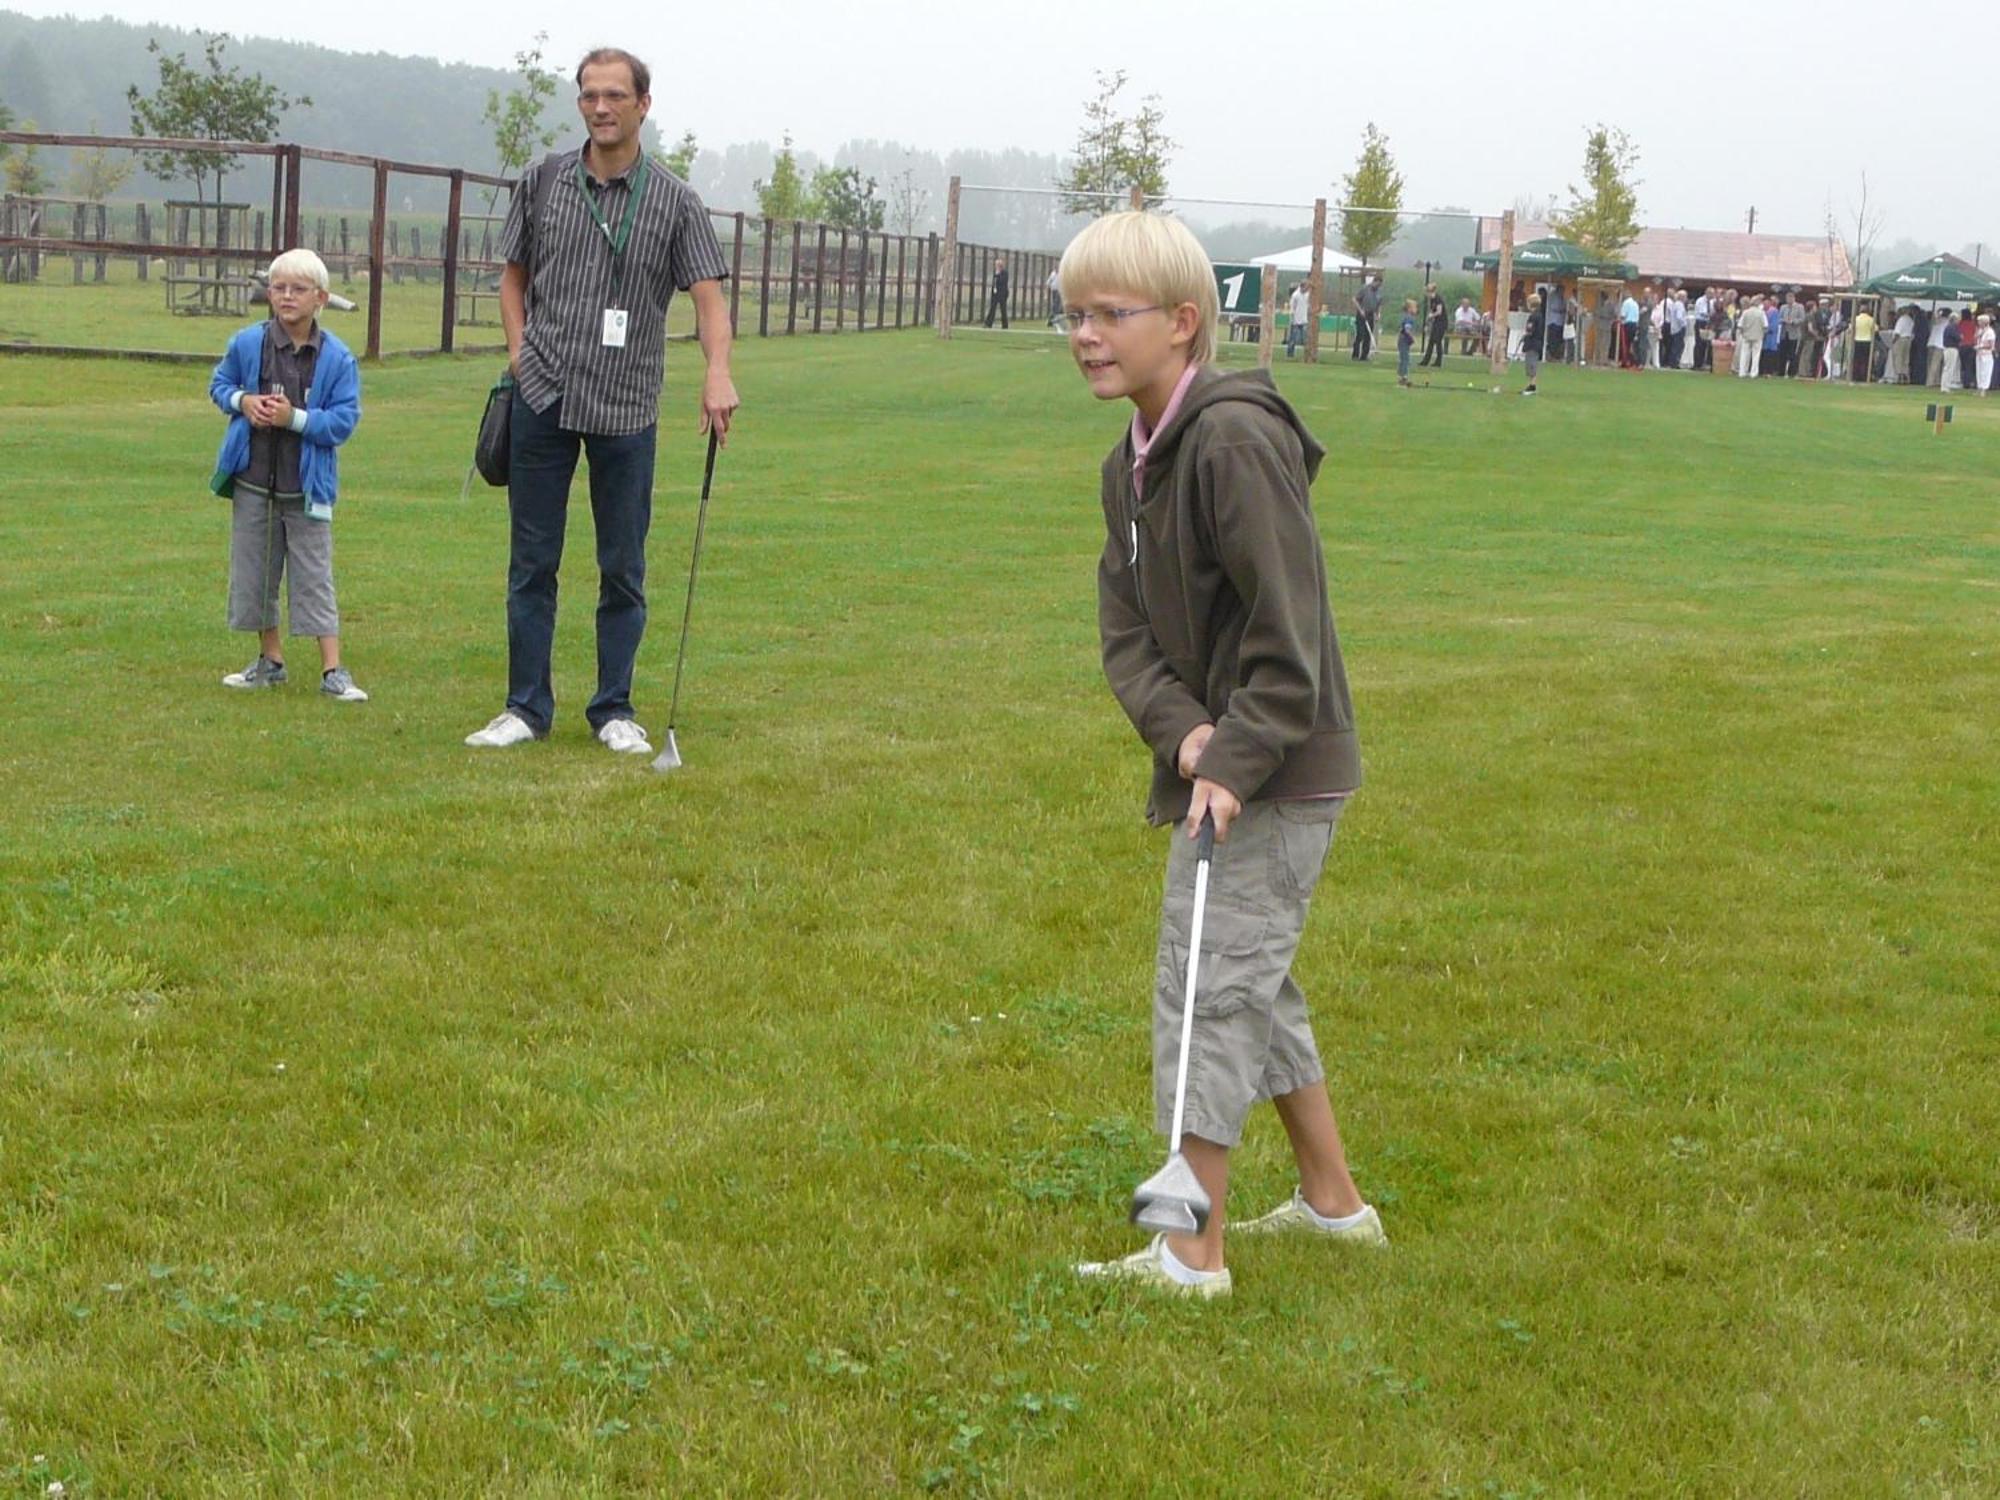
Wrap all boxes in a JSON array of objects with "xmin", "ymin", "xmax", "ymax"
[
  {"xmin": 1058, "ymin": 211, "xmax": 1219, "ymax": 365},
  {"xmin": 267, "ymin": 247, "xmax": 329, "ymax": 292}
]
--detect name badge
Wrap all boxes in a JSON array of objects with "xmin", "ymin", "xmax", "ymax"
[{"xmin": 601, "ymin": 308, "xmax": 629, "ymax": 348}]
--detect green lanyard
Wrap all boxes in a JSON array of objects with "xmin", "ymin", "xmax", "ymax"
[{"xmin": 575, "ymin": 151, "xmax": 649, "ymax": 302}]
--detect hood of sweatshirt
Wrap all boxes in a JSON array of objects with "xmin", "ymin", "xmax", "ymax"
[{"xmin": 1137, "ymin": 365, "xmax": 1327, "ymax": 489}]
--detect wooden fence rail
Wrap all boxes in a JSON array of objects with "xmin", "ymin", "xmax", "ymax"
[{"xmin": 1, "ymin": 130, "xmax": 1063, "ymax": 362}]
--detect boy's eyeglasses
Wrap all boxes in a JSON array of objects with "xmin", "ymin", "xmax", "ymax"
[{"xmin": 1062, "ymin": 306, "xmax": 1162, "ymax": 331}]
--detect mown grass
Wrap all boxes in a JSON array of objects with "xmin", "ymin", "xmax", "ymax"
[{"xmin": 1, "ymin": 332, "xmax": 1997, "ymax": 1496}]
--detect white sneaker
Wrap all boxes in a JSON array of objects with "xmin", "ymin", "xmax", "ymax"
[
  {"xmin": 597, "ymin": 718, "xmax": 652, "ymax": 755},
  {"xmin": 464, "ymin": 712, "xmax": 538, "ymax": 748},
  {"xmin": 1075, "ymin": 1235, "xmax": 1231, "ymax": 1299},
  {"xmin": 1231, "ymin": 1192, "xmax": 1388, "ymax": 1246}
]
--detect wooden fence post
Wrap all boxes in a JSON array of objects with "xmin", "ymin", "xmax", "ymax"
[
  {"xmin": 284, "ymin": 145, "xmax": 303, "ymax": 249},
  {"xmin": 1129, "ymin": 184, "xmax": 1145, "ymax": 209},
  {"xmin": 135, "ymin": 203, "xmax": 150, "ymax": 281},
  {"xmin": 1258, "ymin": 249, "xmax": 1278, "ymax": 369},
  {"xmin": 1307, "ymin": 198, "xmax": 1327, "ymax": 364},
  {"xmin": 935, "ymin": 176, "xmax": 961, "ymax": 339},
  {"xmin": 835, "ymin": 226, "xmax": 849, "ymax": 332},
  {"xmin": 366, "ymin": 160, "xmax": 388, "ymax": 360},
  {"xmin": 758, "ymin": 216, "xmax": 774, "ymax": 337},
  {"xmin": 1489, "ymin": 210, "xmax": 1514, "ymax": 377},
  {"xmin": 813, "ymin": 223, "xmax": 828, "ymax": 332},
  {"xmin": 787, "ymin": 220, "xmax": 801, "ymax": 334},
  {"xmin": 728, "ymin": 211, "xmax": 745, "ymax": 335},
  {"xmin": 895, "ymin": 235, "xmax": 908, "ymax": 328},
  {"xmin": 269, "ymin": 148, "xmax": 284, "ymax": 255},
  {"xmin": 441, "ymin": 168, "xmax": 463, "ymax": 352}
]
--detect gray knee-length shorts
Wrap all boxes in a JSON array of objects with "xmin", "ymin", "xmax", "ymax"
[
  {"xmin": 228, "ymin": 486, "xmax": 338, "ymax": 636},
  {"xmin": 1152, "ymin": 796, "xmax": 1345, "ymax": 1148}
]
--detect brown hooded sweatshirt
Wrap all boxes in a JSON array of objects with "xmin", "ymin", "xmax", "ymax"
[{"xmin": 1097, "ymin": 364, "xmax": 1361, "ymax": 826}]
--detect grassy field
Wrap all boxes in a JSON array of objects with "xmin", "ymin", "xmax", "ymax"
[{"xmin": 2, "ymin": 332, "xmax": 1997, "ymax": 1496}]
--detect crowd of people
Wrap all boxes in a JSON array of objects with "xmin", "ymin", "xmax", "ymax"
[{"xmin": 1536, "ymin": 284, "xmax": 2000, "ymax": 391}]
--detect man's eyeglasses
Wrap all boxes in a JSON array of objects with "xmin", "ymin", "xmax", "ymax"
[
  {"xmin": 1061, "ymin": 305, "xmax": 1163, "ymax": 331},
  {"xmin": 579, "ymin": 90, "xmax": 635, "ymax": 107}
]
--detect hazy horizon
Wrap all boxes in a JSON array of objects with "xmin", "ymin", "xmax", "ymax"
[{"xmin": 5, "ymin": 0, "xmax": 1994, "ymax": 257}]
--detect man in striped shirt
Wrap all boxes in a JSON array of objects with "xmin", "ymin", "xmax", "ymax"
[{"xmin": 466, "ymin": 46, "xmax": 740, "ymax": 755}]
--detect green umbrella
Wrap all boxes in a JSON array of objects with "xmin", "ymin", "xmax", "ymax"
[
  {"xmin": 1461, "ymin": 237, "xmax": 1637, "ymax": 280},
  {"xmin": 1864, "ymin": 254, "xmax": 2000, "ymax": 302}
]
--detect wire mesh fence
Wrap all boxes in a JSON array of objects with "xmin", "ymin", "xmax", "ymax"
[{"xmin": 0, "ymin": 132, "xmax": 1054, "ymax": 362}]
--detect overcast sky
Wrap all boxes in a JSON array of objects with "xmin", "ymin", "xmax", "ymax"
[{"xmin": 14, "ymin": 0, "xmax": 1997, "ymax": 255}]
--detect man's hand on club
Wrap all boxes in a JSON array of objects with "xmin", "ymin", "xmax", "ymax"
[
  {"xmin": 700, "ymin": 372, "xmax": 740, "ymax": 444},
  {"xmin": 1176, "ymin": 722, "xmax": 1214, "ymax": 781},
  {"xmin": 1186, "ymin": 777, "xmax": 1240, "ymax": 843}
]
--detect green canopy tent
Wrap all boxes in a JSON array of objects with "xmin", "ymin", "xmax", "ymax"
[
  {"xmin": 1863, "ymin": 253, "xmax": 2000, "ymax": 303},
  {"xmin": 1462, "ymin": 236, "xmax": 1638, "ymax": 280}
]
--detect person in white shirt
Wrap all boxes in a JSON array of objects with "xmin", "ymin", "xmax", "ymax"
[
  {"xmin": 1454, "ymin": 297, "xmax": 1479, "ymax": 354},
  {"xmin": 1890, "ymin": 308, "xmax": 1916, "ymax": 383},
  {"xmin": 1927, "ymin": 306, "xmax": 1949, "ymax": 387},
  {"xmin": 1736, "ymin": 297, "xmax": 1767, "ymax": 376},
  {"xmin": 1978, "ymin": 314, "xmax": 1996, "ymax": 396},
  {"xmin": 1046, "ymin": 267, "xmax": 1062, "ymax": 329},
  {"xmin": 1285, "ymin": 281, "xmax": 1312, "ymax": 358}
]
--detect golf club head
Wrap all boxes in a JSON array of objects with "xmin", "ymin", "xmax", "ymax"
[
  {"xmin": 648, "ymin": 729, "xmax": 683, "ymax": 774},
  {"xmin": 1130, "ymin": 1151, "xmax": 1210, "ymax": 1236}
]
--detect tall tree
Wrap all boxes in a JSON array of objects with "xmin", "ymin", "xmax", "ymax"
[
  {"xmin": 481, "ymin": 31, "xmax": 558, "ymax": 215},
  {"xmin": 1550, "ymin": 125, "xmax": 1641, "ymax": 256},
  {"xmin": 126, "ymin": 32, "xmax": 305, "ymax": 214},
  {"xmin": 1836, "ymin": 171, "xmax": 1887, "ymax": 283},
  {"xmin": 662, "ymin": 129, "xmax": 699, "ymax": 181},
  {"xmin": 888, "ymin": 159, "xmax": 929, "ymax": 237},
  {"xmin": 755, "ymin": 133, "xmax": 812, "ymax": 220},
  {"xmin": 1052, "ymin": 70, "xmax": 1172, "ymax": 215},
  {"xmin": 2, "ymin": 116, "xmax": 45, "ymax": 195},
  {"xmin": 67, "ymin": 119, "xmax": 135, "ymax": 201},
  {"xmin": 1339, "ymin": 122, "xmax": 1403, "ymax": 265},
  {"xmin": 810, "ymin": 165, "xmax": 883, "ymax": 231}
]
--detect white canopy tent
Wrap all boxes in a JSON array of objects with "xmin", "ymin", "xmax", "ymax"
[{"xmin": 1252, "ymin": 243, "xmax": 1365, "ymax": 274}]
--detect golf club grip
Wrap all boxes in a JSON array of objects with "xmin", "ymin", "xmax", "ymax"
[{"xmin": 1195, "ymin": 810, "xmax": 1215, "ymax": 863}]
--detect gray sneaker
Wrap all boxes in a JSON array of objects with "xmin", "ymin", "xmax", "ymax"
[
  {"xmin": 321, "ymin": 666, "xmax": 369, "ymax": 703},
  {"xmin": 222, "ymin": 656, "xmax": 287, "ymax": 689}
]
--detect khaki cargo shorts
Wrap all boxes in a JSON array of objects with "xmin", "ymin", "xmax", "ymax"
[{"xmin": 1152, "ymin": 796, "xmax": 1346, "ymax": 1148}]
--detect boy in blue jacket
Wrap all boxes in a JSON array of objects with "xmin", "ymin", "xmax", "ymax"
[{"xmin": 208, "ymin": 248, "xmax": 367, "ymax": 701}]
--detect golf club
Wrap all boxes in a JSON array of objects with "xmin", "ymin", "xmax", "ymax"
[
  {"xmin": 650, "ymin": 427, "xmax": 723, "ymax": 774},
  {"xmin": 1130, "ymin": 810, "xmax": 1217, "ymax": 1237}
]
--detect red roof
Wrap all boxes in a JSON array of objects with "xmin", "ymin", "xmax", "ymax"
[{"xmin": 1477, "ymin": 220, "xmax": 1854, "ymax": 288}]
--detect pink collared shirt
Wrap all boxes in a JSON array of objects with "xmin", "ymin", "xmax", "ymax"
[{"xmin": 1130, "ymin": 361, "xmax": 1202, "ymax": 500}]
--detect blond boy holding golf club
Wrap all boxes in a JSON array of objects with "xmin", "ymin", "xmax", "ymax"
[{"xmin": 1064, "ymin": 212, "xmax": 1385, "ymax": 1298}]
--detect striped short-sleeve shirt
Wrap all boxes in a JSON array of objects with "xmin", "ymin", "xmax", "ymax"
[{"xmin": 500, "ymin": 144, "xmax": 730, "ymax": 436}]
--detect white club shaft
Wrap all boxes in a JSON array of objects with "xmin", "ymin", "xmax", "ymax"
[{"xmin": 1166, "ymin": 854, "xmax": 1211, "ymax": 1147}]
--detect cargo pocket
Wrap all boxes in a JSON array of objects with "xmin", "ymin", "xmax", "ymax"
[
  {"xmin": 1158, "ymin": 914, "xmax": 1269, "ymax": 1020},
  {"xmin": 1270, "ymin": 799, "xmax": 1344, "ymax": 901}
]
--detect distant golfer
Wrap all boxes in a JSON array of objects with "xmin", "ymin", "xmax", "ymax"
[
  {"xmin": 207, "ymin": 247, "xmax": 368, "ymax": 703},
  {"xmin": 983, "ymin": 255, "xmax": 1011, "ymax": 328},
  {"xmin": 1061, "ymin": 212, "xmax": 1385, "ymax": 1298},
  {"xmin": 466, "ymin": 46, "xmax": 740, "ymax": 754}
]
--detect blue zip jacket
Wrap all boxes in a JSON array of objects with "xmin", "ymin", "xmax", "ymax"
[{"xmin": 208, "ymin": 322, "xmax": 362, "ymax": 510}]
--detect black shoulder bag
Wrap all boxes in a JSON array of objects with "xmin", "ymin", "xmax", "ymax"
[{"xmin": 468, "ymin": 152, "xmax": 562, "ymax": 491}]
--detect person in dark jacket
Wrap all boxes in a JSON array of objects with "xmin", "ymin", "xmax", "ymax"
[{"xmin": 1059, "ymin": 210, "xmax": 1384, "ymax": 1299}]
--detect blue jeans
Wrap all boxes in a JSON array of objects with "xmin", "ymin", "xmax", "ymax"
[
  {"xmin": 506, "ymin": 394, "xmax": 658, "ymax": 735},
  {"xmin": 1397, "ymin": 340, "xmax": 1412, "ymax": 380}
]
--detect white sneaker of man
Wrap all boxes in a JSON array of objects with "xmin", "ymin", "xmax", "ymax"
[
  {"xmin": 464, "ymin": 712, "xmax": 538, "ymax": 748},
  {"xmin": 597, "ymin": 719, "xmax": 652, "ymax": 755}
]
